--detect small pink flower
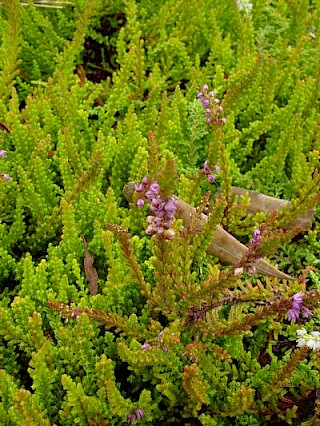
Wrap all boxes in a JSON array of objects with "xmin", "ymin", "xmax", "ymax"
[
  {"xmin": 202, "ymin": 160, "xmax": 211, "ymax": 174},
  {"xmin": 164, "ymin": 198, "xmax": 177, "ymax": 214},
  {"xmin": 127, "ymin": 414, "xmax": 136, "ymax": 422},
  {"xmin": 207, "ymin": 174, "xmax": 216, "ymax": 183},
  {"xmin": 137, "ymin": 199, "xmax": 144, "ymax": 208},
  {"xmin": 134, "ymin": 176, "xmax": 148, "ymax": 192},
  {"xmin": 134, "ymin": 183, "xmax": 144, "ymax": 192},
  {"xmin": 1, "ymin": 173, "xmax": 10, "ymax": 181},
  {"xmin": 150, "ymin": 198, "xmax": 165, "ymax": 212},
  {"xmin": 250, "ymin": 228, "xmax": 261, "ymax": 245},
  {"xmin": 135, "ymin": 409, "xmax": 144, "ymax": 419},
  {"xmin": 0, "ymin": 150, "xmax": 7, "ymax": 158},
  {"xmin": 145, "ymin": 182, "xmax": 160, "ymax": 200},
  {"xmin": 141, "ymin": 343, "xmax": 151, "ymax": 350},
  {"xmin": 149, "ymin": 182, "xmax": 160, "ymax": 194}
]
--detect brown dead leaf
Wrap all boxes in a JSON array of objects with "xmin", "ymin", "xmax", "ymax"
[{"xmin": 81, "ymin": 235, "xmax": 98, "ymax": 295}]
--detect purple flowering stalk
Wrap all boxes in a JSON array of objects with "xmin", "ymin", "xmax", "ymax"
[
  {"xmin": 202, "ymin": 160, "xmax": 220, "ymax": 183},
  {"xmin": 249, "ymin": 228, "xmax": 261, "ymax": 248},
  {"xmin": 288, "ymin": 293, "xmax": 312, "ymax": 322},
  {"xmin": 233, "ymin": 228, "xmax": 263, "ymax": 276},
  {"xmin": 197, "ymin": 84, "xmax": 226, "ymax": 125},
  {"xmin": 134, "ymin": 177, "xmax": 177, "ymax": 239}
]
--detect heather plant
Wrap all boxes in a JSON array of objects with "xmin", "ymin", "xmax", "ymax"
[{"xmin": 0, "ymin": 0, "xmax": 319, "ymax": 425}]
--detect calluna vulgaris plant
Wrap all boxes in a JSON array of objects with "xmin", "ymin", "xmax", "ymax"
[{"xmin": 0, "ymin": 0, "xmax": 319, "ymax": 424}]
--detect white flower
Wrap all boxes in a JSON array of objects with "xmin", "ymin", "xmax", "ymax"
[
  {"xmin": 236, "ymin": 0, "xmax": 253, "ymax": 14},
  {"xmin": 296, "ymin": 328, "xmax": 320, "ymax": 350}
]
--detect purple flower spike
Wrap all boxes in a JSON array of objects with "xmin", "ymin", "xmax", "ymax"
[
  {"xmin": 135, "ymin": 178, "xmax": 177, "ymax": 238},
  {"xmin": 0, "ymin": 150, "xmax": 7, "ymax": 158},
  {"xmin": 202, "ymin": 160, "xmax": 220, "ymax": 183},
  {"xmin": 250, "ymin": 228, "xmax": 261, "ymax": 245},
  {"xmin": 288, "ymin": 293, "xmax": 312, "ymax": 322},
  {"xmin": 196, "ymin": 84, "xmax": 226, "ymax": 125},
  {"xmin": 253, "ymin": 228, "xmax": 261, "ymax": 238}
]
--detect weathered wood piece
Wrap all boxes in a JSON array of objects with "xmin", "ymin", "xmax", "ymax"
[
  {"xmin": 217, "ymin": 186, "xmax": 315, "ymax": 232},
  {"xmin": 175, "ymin": 198, "xmax": 294, "ymax": 281},
  {"xmin": 2, "ymin": 1, "xmax": 73, "ymax": 8},
  {"xmin": 123, "ymin": 183, "xmax": 313, "ymax": 281}
]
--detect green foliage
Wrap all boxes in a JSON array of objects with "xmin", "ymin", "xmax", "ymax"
[{"xmin": 0, "ymin": 0, "xmax": 319, "ymax": 424}]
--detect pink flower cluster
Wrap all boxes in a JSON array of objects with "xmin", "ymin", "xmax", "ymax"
[
  {"xmin": 134, "ymin": 177, "xmax": 177, "ymax": 239},
  {"xmin": 127, "ymin": 409, "xmax": 144, "ymax": 422},
  {"xmin": 0, "ymin": 150, "xmax": 10, "ymax": 181},
  {"xmin": 249, "ymin": 228, "xmax": 261, "ymax": 248},
  {"xmin": 202, "ymin": 160, "xmax": 220, "ymax": 183},
  {"xmin": 197, "ymin": 84, "xmax": 226, "ymax": 125},
  {"xmin": 288, "ymin": 293, "xmax": 312, "ymax": 322}
]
